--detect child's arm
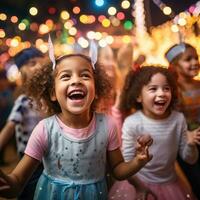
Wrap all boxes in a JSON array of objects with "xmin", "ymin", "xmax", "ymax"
[
  {"xmin": 107, "ymin": 135, "xmax": 153, "ymax": 180},
  {"xmin": 0, "ymin": 121, "xmax": 15, "ymax": 151},
  {"xmin": 0, "ymin": 154, "xmax": 40, "ymax": 198}
]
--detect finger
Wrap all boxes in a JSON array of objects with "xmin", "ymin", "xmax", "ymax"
[
  {"xmin": 145, "ymin": 146, "xmax": 149, "ymax": 156},
  {"xmin": 136, "ymin": 142, "xmax": 142, "ymax": 148},
  {"xmin": 0, "ymin": 170, "xmax": 11, "ymax": 185},
  {"xmin": 195, "ymin": 127, "xmax": 200, "ymax": 132},
  {"xmin": 194, "ymin": 140, "xmax": 200, "ymax": 145},
  {"xmin": 146, "ymin": 138, "xmax": 153, "ymax": 146},
  {"xmin": 0, "ymin": 177, "xmax": 8, "ymax": 185},
  {"xmin": 0, "ymin": 185, "xmax": 11, "ymax": 190},
  {"xmin": 137, "ymin": 137, "xmax": 144, "ymax": 146},
  {"xmin": 195, "ymin": 135, "xmax": 200, "ymax": 139}
]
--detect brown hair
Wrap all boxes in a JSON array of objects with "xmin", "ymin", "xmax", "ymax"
[
  {"xmin": 119, "ymin": 66, "xmax": 178, "ymax": 114},
  {"xmin": 25, "ymin": 54, "xmax": 112, "ymax": 116}
]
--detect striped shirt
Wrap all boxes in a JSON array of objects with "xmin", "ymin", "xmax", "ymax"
[{"xmin": 122, "ymin": 110, "xmax": 198, "ymax": 183}]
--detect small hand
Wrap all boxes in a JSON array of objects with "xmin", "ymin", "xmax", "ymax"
[
  {"xmin": 0, "ymin": 169, "xmax": 17, "ymax": 197},
  {"xmin": 0, "ymin": 169, "xmax": 11, "ymax": 189},
  {"xmin": 135, "ymin": 134, "xmax": 153, "ymax": 164},
  {"xmin": 187, "ymin": 127, "xmax": 200, "ymax": 146},
  {"xmin": 137, "ymin": 134, "xmax": 153, "ymax": 147}
]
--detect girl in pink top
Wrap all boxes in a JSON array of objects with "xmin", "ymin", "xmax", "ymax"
[{"xmin": 0, "ymin": 53, "xmax": 152, "ymax": 200}]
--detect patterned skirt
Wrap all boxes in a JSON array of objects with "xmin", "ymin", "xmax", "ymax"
[
  {"xmin": 108, "ymin": 178, "xmax": 197, "ymax": 200},
  {"xmin": 34, "ymin": 172, "xmax": 108, "ymax": 200}
]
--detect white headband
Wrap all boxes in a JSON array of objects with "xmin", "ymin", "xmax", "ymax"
[
  {"xmin": 89, "ymin": 40, "xmax": 98, "ymax": 69},
  {"xmin": 48, "ymin": 34, "xmax": 56, "ymax": 70},
  {"xmin": 48, "ymin": 35, "xmax": 98, "ymax": 70},
  {"xmin": 165, "ymin": 43, "xmax": 186, "ymax": 63}
]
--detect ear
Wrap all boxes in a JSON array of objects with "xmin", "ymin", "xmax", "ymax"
[
  {"xmin": 50, "ymin": 88, "xmax": 57, "ymax": 101},
  {"xmin": 136, "ymin": 95, "xmax": 142, "ymax": 103}
]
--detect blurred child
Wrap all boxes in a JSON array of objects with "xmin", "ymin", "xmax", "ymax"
[
  {"xmin": 0, "ymin": 47, "xmax": 46, "ymax": 200},
  {"xmin": 0, "ymin": 69, "xmax": 14, "ymax": 165},
  {"xmin": 97, "ymin": 45, "xmax": 123, "ymax": 115},
  {"xmin": 165, "ymin": 43, "xmax": 200, "ymax": 199},
  {"xmin": 117, "ymin": 43, "xmax": 133, "ymax": 81},
  {"xmin": 0, "ymin": 54, "xmax": 153, "ymax": 199},
  {"xmin": 109, "ymin": 66, "xmax": 199, "ymax": 200}
]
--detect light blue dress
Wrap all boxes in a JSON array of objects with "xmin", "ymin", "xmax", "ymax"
[{"xmin": 34, "ymin": 113, "xmax": 109, "ymax": 200}]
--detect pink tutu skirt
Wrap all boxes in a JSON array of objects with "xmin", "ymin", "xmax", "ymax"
[{"xmin": 108, "ymin": 178, "xmax": 197, "ymax": 200}]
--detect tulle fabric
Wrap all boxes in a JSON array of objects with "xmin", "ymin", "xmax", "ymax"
[
  {"xmin": 108, "ymin": 178, "xmax": 197, "ymax": 200},
  {"xmin": 34, "ymin": 173, "xmax": 108, "ymax": 200}
]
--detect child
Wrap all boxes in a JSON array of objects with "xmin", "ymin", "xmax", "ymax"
[
  {"xmin": 109, "ymin": 66, "xmax": 200, "ymax": 200},
  {"xmin": 0, "ymin": 69, "xmax": 14, "ymax": 165},
  {"xmin": 0, "ymin": 47, "xmax": 46, "ymax": 199},
  {"xmin": 97, "ymin": 45, "xmax": 123, "ymax": 115},
  {"xmin": 165, "ymin": 43, "xmax": 200, "ymax": 199},
  {"xmin": 0, "ymin": 54, "xmax": 153, "ymax": 199}
]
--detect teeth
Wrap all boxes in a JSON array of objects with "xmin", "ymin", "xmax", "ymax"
[
  {"xmin": 69, "ymin": 90, "xmax": 85, "ymax": 96},
  {"xmin": 71, "ymin": 91, "xmax": 84, "ymax": 95},
  {"xmin": 155, "ymin": 101, "xmax": 165, "ymax": 103}
]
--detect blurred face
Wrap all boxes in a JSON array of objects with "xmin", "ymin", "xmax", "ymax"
[
  {"xmin": 20, "ymin": 57, "xmax": 45, "ymax": 80},
  {"xmin": 99, "ymin": 46, "xmax": 115, "ymax": 78},
  {"xmin": 137, "ymin": 73, "xmax": 172, "ymax": 119},
  {"xmin": 177, "ymin": 47, "xmax": 200, "ymax": 78},
  {"xmin": 51, "ymin": 56, "xmax": 95, "ymax": 117}
]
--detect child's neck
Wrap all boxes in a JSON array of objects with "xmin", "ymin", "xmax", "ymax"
[
  {"xmin": 178, "ymin": 75, "xmax": 199, "ymax": 90},
  {"xmin": 58, "ymin": 112, "xmax": 93, "ymax": 129}
]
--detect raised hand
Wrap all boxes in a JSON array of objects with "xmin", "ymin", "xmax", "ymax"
[
  {"xmin": 135, "ymin": 134, "xmax": 153, "ymax": 164},
  {"xmin": 187, "ymin": 127, "xmax": 200, "ymax": 146}
]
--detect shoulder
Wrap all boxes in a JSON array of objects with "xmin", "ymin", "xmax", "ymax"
[
  {"xmin": 95, "ymin": 112, "xmax": 114, "ymax": 125},
  {"xmin": 171, "ymin": 110, "xmax": 184, "ymax": 119},
  {"xmin": 170, "ymin": 110, "xmax": 186, "ymax": 124},
  {"xmin": 95, "ymin": 113, "xmax": 117, "ymax": 130},
  {"xmin": 42, "ymin": 115, "xmax": 56, "ymax": 129},
  {"xmin": 124, "ymin": 111, "xmax": 141, "ymax": 124}
]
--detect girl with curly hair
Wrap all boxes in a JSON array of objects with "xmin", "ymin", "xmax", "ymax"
[
  {"xmin": 109, "ymin": 66, "xmax": 199, "ymax": 200},
  {"xmin": 0, "ymin": 47, "xmax": 45, "ymax": 200},
  {"xmin": 0, "ymin": 54, "xmax": 153, "ymax": 200}
]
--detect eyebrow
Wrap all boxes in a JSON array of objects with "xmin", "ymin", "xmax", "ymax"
[
  {"xmin": 147, "ymin": 83, "xmax": 170, "ymax": 87},
  {"xmin": 57, "ymin": 68, "xmax": 93, "ymax": 76}
]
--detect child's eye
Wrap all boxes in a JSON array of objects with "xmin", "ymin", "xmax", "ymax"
[
  {"xmin": 185, "ymin": 56, "xmax": 198, "ymax": 62},
  {"xmin": 149, "ymin": 87, "xmax": 156, "ymax": 91},
  {"xmin": 60, "ymin": 74, "xmax": 70, "ymax": 80},
  {"xmin": 163, "ymin": 87, "xmax": 171, "ymax": 91},
  {"xmin": 81, "ymin": 73, "xmax": 91, "ymax": 79}
]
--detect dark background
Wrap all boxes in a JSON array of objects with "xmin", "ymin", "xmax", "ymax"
[
  {"xmin": 0, "ymin": 0, "xmax": 198, "ymax": 25},
  {"xmin": 0, "ymin": 0, "xmax": 198, "ymax": 40}
]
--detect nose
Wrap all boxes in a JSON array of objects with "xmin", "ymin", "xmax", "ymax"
[
  {"xmin": 71, "ymin": 75, "xmax": 82, "ymax": 85},
  {"xmin": 192, "ymin": 57, "xmax": 199, "ymax": 65},
  {"xmin": 157, "ymin": 88, "xmax": 165, "ymax": 96}
]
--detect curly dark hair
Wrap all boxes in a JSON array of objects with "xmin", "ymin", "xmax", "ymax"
[
  {"xmin": 25, "ymin": 54, "xmax": 112, "ymax": 116},
  {"xmin": 119, "ymin": 66, "xmax": 178, "ymax": 114}
]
